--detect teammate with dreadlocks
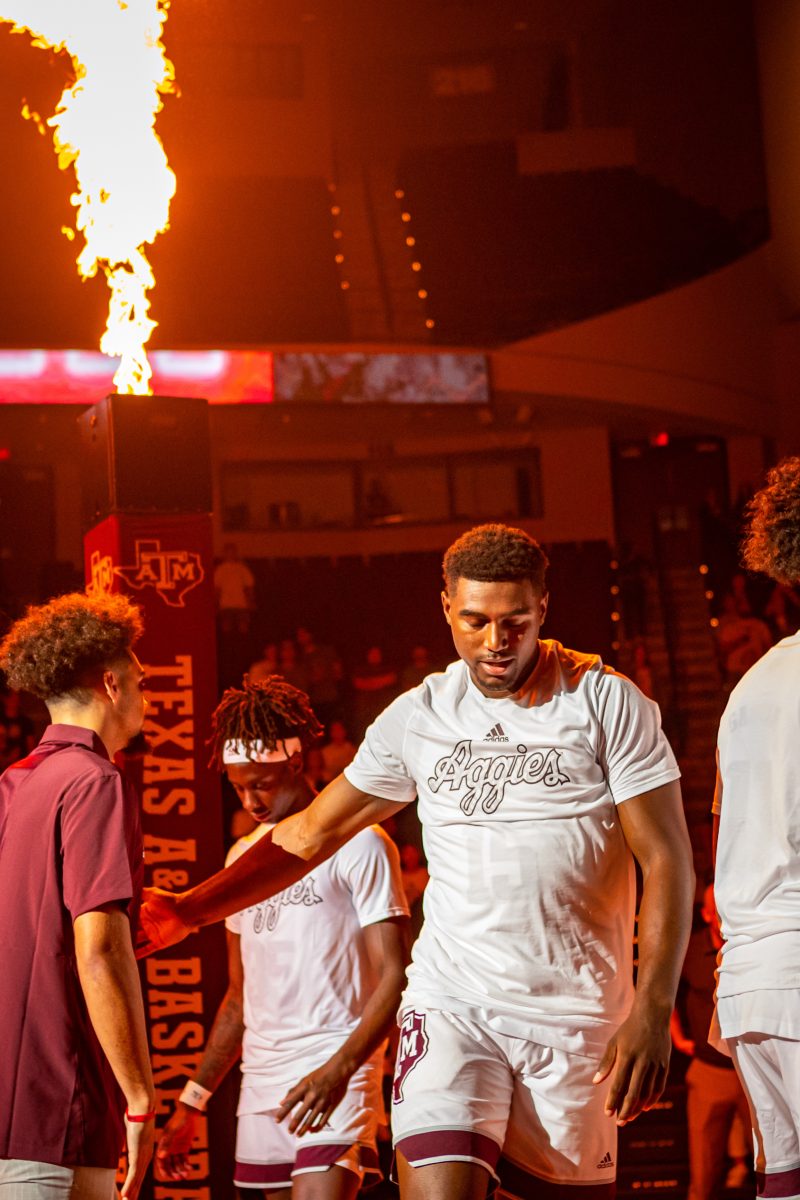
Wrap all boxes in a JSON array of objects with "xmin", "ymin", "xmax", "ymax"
[{"xmin": 157, "ymin": 676, "xmax": 409, "ymax": 1200}]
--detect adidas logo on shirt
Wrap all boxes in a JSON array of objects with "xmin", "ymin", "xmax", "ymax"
[
  {"xmin": 484, "ymin": 723, "xmax": 509, "ymax": 742},
  {"xmin": 596, "ymin": 1152, "xmax": 614, "ymax": 1170}
]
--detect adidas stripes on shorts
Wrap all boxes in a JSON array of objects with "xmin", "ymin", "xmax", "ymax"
[{"xmin": 391, "ymin": 1007, "xmax": 617, "ymax": 1196}]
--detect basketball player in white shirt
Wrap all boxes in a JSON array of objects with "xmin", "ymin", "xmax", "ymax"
[
  {"xmin": 713, "ymin": 459, "xmax": 800, "ymax": 1200},
  {"xmin": 140, "ymin": 524, "xmax": 694, "ymax": 1200},
  {"xmin": 156, "ymin": 677, "xmax": 409, "ymax": 1198}
]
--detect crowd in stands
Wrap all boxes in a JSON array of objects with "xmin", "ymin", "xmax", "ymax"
[{"xmin": 0, "ymin": 686, "xmax": 36, "ymax": 772}]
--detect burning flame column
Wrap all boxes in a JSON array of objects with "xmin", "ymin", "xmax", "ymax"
[
  {"xmin": 0, "ymin": 0, "xmax": 176, "ymax": 394},
  {"xmin": 80, "ymin": 393, "xmax": 233, "ymax": 1200}
]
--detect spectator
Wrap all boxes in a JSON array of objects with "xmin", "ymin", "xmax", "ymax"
[
  {"xmin": 715, "ymin": 594, "xmax": 772, "ymax": 688},
  {"xmin": 277, "ymin": 639, "xmax": 310, "ymax": 694},
  {"xmin": 248, "ymin": 643, "xmax": 278, "ymax": 685},
  {"xmin": 351, "ymin": 646, "xmax": 398, "ymax": 735},
  {"xmin": 0, "ymin": 688, "xmax": 36, "ymax": 761},
  {"xmin": 214, "ymin": 542, "xmax": 255, "ymax": 636},
  {"xmin": 321, "ymin": 719, "xmax": 357, "ymax": 780},
  {"xmin": 296, "ymin": 626, "xmax": 342, "ymax": 726},
  {"xmin": 729, "ymin": 573, "xmax": 753, "ymax": 618},
  {"xmin": 303, "ymin": 746, "xmax": 329, "ymax": 793},
  {"xmin": 629, "ymin": 641, "xmax": 663, "ymax": 705}
]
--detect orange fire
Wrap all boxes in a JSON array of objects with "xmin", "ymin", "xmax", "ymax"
[{"xmin": 1, "ymin": 1, "xmax": 176, "ymax": 394}]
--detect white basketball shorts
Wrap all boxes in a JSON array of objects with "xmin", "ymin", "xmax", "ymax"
[
  {"xmin": 728, "ymin": 1033, "xmax": 800, "ymax": 1200},
  {"xmin": 234, "ymin": 1059, "xmax": 383, "ymax": 1191},
  {"xmin": 391, "ymin": 1007, "xmax": 617, "ymax": 1198}
]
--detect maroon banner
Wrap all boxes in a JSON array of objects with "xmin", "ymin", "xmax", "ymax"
[{"xmin": 84, "ymin": 514, "xmax": 232, "ymax": 1200}]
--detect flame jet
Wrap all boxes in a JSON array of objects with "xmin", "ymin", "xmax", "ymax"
[{"xmin": 1, "ymin": 0, "xmax": 176, "ymax": 394}]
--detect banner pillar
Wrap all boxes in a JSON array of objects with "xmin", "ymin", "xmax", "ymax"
[{"xmin": 84, "ymin": 511, "xmax": 232, "ymax": 1200}]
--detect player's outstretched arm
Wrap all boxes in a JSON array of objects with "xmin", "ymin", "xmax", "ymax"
[
  {"xmin": 157, "ymin": 931, "xmax": 244, "ymax": 1181},
  {"xmin": 593, "ymin": 780, "xmax": 694, "ymax": 1125},
  {"xmin": 277, "ymin": 915, "xmax": 409, "ymax": 1136},
  {"xmin": 136, "ymin": 775, "xmax": 404, "ymax": 956}
]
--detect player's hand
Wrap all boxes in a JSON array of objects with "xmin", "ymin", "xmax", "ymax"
[
  {"xmin": 121, "ymin": 1113, "xmax": 156, "ymax": 1200},
  {"xmin": 593, "ymin": 1003, "xmax": 671, "ymax": 1126},
  {"xmin": 155, "ymin": 1104, "xmax": 203, "ymax": 1181},
  {"xmin": 276, "ymin": 1059, "xmax": 351, "ymax": 1136},
  {"xmin": 135, "ymin": 887, "xmax": 195, "ymax": 958}
]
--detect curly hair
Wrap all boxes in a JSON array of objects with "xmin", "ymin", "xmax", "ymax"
[
  {"xmin": 209, "ymin": 674, "xmax": 323, "ymax": 769},
  {"xmin": 741, "ymin": 457, "xmax": 800, "ymax": 583},
  {"xmin": 0, "ymin": 591, "xmax": 144, "ymax": 700},
  {"xmin": 442, "ymin": 523, "xmax": 548, "ymax": 593}
]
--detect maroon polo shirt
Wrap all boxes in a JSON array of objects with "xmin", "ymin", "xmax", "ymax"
[{"xmin": 0, "ymin": 724, "xmax": 144, "ymax": 1167}]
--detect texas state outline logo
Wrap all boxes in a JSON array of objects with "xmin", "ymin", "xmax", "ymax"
[{"xmin": 88, "ymin": 541, "xmax": 205, "ymax": 608}]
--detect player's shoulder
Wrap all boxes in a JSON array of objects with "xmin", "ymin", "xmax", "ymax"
[
  {"xmin": 368, "ymin": 661, "xmax": 464, "ymax": 730},
  {"xmin": 518, "ymin": 639, "xmax": 606, "ymax": 705},
  {"xmin": 54, "ymin": 746, "xmax": 125, "ymax": 797},
  {"xmin": 336, "ymin": 822, "xmax": 399, "ymax": 864},
  {"xmin": 721, "ymin": 633, "xmax": 795, "ymax": 720},
  {"xmin": 408, "ymin": 659, "xmax": 468, "ymax": 711},
  {"xmin": 543, "ymin": 638, "xmax": 604, "ymax": 677},
  {"xmin": 225, "ymin": 822, "xmax": 270, "ymax": 868}
]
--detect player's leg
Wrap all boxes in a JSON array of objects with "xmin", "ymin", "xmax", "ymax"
[
  {"xmin": 292, "ymin": 1164, "xmax": 359, "ymax": 1199},
  {"xmin": 0, "ymin": 1161, "xmax": 115, "ymax": 1200},
  {"xmin": 291, "ymin": 1057, "xmax": 383, "ymax": 1198},
  {"xmin": 499, "ymin": 1039, "xmax": 616, "ymax": 1200},
  {"xmin": 396, "ymin": 1153, "xmax": 491, "ymax": 1200},
  {"xmin": 391, "ymin": 1008, "xmax": 513, "ymax": 1200},
  {"xmin": 728, "ymin": 1034, "xmax": 800, "ymax": 1199},
  {"xmin": 233, "ymin": 1111, "xmax": 295, "ymax": 1198}
]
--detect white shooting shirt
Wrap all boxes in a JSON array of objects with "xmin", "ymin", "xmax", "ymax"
[
  {"xmin": 226, "ymin": 823, "xmax": 408, "ymax": 1100},
  {"xmin": 714, "ymin": 631, "xmax": 800, "ymax": 1042},
  {"xmin": 345, "ymin": 642, "xmax": 680, "ymax": 1056}
]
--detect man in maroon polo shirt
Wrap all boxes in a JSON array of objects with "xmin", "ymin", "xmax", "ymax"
[{"xmin": 0, "ymin": 593, "xmax": 155, "ymax": 1200}]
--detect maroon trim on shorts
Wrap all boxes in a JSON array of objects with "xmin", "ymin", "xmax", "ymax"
[
  {"xmin": 757, "ymin": 1166, "xmax": 800, "ymax": 1198},
  {"xmin": 396, "ymin": 1129, "xmax": 502, "ymax": 1173},
  {"xmin": 498, "ymin": 1157, "xmax": 616, "ymax": 1200},
  {"xmin": 234, "ymin": 1160, "xmax": 293, "ymax": 1187},
  {"xmin": 236, "ymin": 1142, "xmax": 380, "ymax": 1187},
  {"xmin": 295, "ymin": 1143, "xmax": 359, "ymax": 1172}
]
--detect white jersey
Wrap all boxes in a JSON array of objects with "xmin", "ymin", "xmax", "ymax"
[
  {"xmin": 225, "ymin": 824, "xmax": 408, "ymax": 1091},
  {"xmin": 344, "ymin": 642, "xmax": 680, "ymax": 1056},
  {"xmin": 713, "ymin": 631, "xmax": 800, "ymax": 1041}
]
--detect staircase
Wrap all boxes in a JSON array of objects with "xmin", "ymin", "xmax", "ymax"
[
  {"xmin": 614, "ymin": 566, "xmax": 731, "ymax": 1199},
  {"xmin": 659, "ymin": 564, "xmax": 726, "ymax": 883}
]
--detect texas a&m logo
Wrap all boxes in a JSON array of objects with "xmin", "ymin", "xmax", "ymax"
[
  {"xmin": 393, "ymin": 1010, "xmax": 429, "ymax": 1104},
  {"xmin": 89, "ymin": 541, "xmax": 204, "ymax": 608},
  {"xmin": 88, "ymin": 550, "xmax": 116, "ymax": 596}
]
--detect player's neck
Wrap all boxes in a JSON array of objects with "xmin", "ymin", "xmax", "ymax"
[{"xmin": 46, "ymin": 695, "xmax": 124, "ymax": 759}]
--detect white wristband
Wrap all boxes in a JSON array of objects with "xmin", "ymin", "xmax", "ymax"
[{"xmin": 179, "ymin": 1080, "xmax": 212, "ymax": 1112}]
